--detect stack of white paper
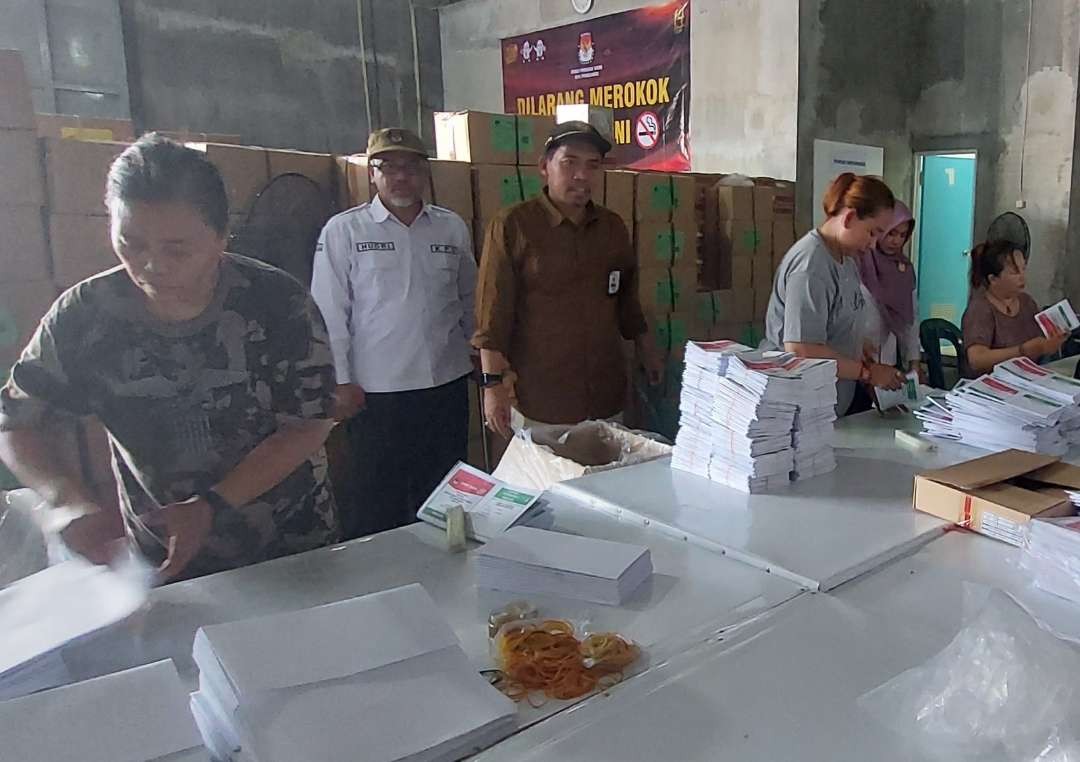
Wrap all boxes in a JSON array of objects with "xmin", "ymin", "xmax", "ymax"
[
  {"xmin": 673, "ymin": 341, "xmax": 838, "ymax": 491},
  {"xmin": 474, "ymin": 526, "xmax": 653, "ymax": 605},
  {"xmin": 915, "ymin": 367, "xmax": 1080, "ymax": 455},
  {"xmin": 0, "ymin": 660, "xmax": 208, "ymax": 761},
  {"xmin": 190, "ymin": 583, "xmax": 516, "ymax": 762},
  {"xmin": 0, "ymin": 557, "xmax": 148, "ymax": 701},
  {"xmin": 1021, "ymin": 517, "xmax": 1080, "ymax": 604}
]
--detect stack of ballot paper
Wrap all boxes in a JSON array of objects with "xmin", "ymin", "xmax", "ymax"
[
  {"xmin": 474, "ymin": 526, "xmax": 653, "ymax": 605},
  {"xmin": 190, "ymin": 583, "xmax": 516, "ymax": 762},
  {"xmin": 417, "ymin": 462, "xmax": 544, "ymax": 542},
  {"xmin": 672, "ymin": 341, "xmax": 838, "ymax": 491},
  {"xmin": 0, "ymin": 660, "xmax": 208, "ymax": 761},
  {"xmin": 0, "ymin": 557, "xmax": 149, "ymax": 701},
  {"xmin": 1020, "ymin": 517, "xmax": 1080, "ymax": 604},
  {"xmin": 915, "ymin": 365, "xmax": 1080, "ymax": 455}
]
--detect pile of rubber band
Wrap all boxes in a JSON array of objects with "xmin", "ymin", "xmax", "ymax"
[{"xmin": 488, "ymin": 619, "xmax": 640, "ymax": 705}]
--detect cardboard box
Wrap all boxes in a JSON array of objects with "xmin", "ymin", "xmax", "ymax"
[
  {"xmin": 435, "ymin": 111, "xmax": 555, "ymax": 165},
  {"xmin": 472, "ymin": 165, "xmax": 543, "ymax": 220},
  {"xmin": 186, "ymin": 143, "xmax": 270, "ymax": 214},
  {"xmin": 36, "ymin": 114, "xmax": 135, "ymax": 142},
  {"xmin": 773, "ymin": 218, "xmax": 797, "ymax": 266},
  {"xmin": 754, "ymin": 285, "xmax": 771, "ymax": 321},
  {"xmin": 0, "ymin": 206, "xmax": 49, "ymax": 281},
  {"xmin": 732, "ymin": 289, "xmax": 755, "ymax": 323},
  {"xmin": 638, "ymin": 266, "xmax": 696, "ymax": 314},
  {"xmin": 753, "ymin": 186, "xmax": 778, "ymax": 223},
  {"xmin": 44, "ymin": 138, "xmax": 127, "ymax": 215},
  {"xmin": 732, "ymin": 256, "xmax": 752, "ymax": 291},
  {"xmin": 49, "ymin": 214, "xmax": 115, "ymax": 288},
  {"xmin": 333, "ymin": 154, "xmax": 372, "ymax": 209},
  {"xmin": 1, "ymin": 130, "xmax": 45, "ymax": 207},
  {"xmin": 751, "ymin": 254, "xmax": 773, "ymax": 292},
  {"xmin": 266, "ymin": 148, "xmax": 334, "ymax": 195},
  {"xmin": 652, "ymin": 311, "xmax": 708, "ymax": 361},
  {"xmin": 712, "ymin": 321, "xmax": 748, "ymax": 342},
  {"xmin": 426, "ymin": 159, "xmax": 474, "ymax": 222},
  {"xmin": 635, "ymin": 172, "xmax": 695, "ymax": 224},
  {"xmin": 604, "ymin": 170, "xmax": 636, "ymax": 229},
  {"xmin": 555, "ymin": 104, "xmax": 615, "ymax": 144},
  {"xmin": 913, "ymin": 450, "xmax": 1080, "ymax": 546},
  {"xmin": 696, "ymin": 290, "xmax": 735, "ymax": 328},
  {"xmin": 714, "ymin": 185, "xmax": 754, "ymax": 221},
  {"xmin": 156, "ymin": 130, "xmax": 243, "ymax": 145},
  {"xmin": 0, "ymin": 51, "xmax": 35, "ymax": 130},
  {"xmin": 0, "ymin": 279, "xmax": 57, "ymax": 372},
  {"xmin": 636, "ymin": 220, "xmax": 698, "ymax": 270},
  {"xmin": 718, "ymin": 220, "xmax": 762, "ymax": 259}
]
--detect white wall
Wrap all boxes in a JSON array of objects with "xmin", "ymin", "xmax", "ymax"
[{"xmin": 440, "ymin": 0, "xmax": 799, "ymax": 179}]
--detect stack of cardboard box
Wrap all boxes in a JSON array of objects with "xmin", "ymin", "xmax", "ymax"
[
  {"xmin": 696, "ymin": 179, "xmax": 797, "ymax": 347},
  {"xmin": 0, "ymin": 51, "xmax": 56, "ymax": 376},
  {"xmin": 435, "ymin": 111, "xmax": 567, "ymax": 259}
]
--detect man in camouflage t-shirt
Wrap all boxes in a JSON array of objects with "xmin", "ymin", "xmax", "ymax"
[
  {"xmin": 1, "ymin": 253, "xmax": 341, "ymax": 579},
  {"xmin": 0, "ymin": 135, "xmax": 341, "ymax": 582}
]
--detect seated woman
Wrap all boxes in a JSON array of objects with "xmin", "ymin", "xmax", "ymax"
[
  {"xmin": 858, "ymin": 200, "xmax": 921, "ymax": 376},
  {"xmin": 0, "ymin": 134, "xmax": 342, "ymax": 583},
  {"xmin": 763, "ymin": 172, "xmax": 905, "ymax": 416},
  {"xmin": 962, "ymin": 240, "xmax": 1066, "ymax": 376}
]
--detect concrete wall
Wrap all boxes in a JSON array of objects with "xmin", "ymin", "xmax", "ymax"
[
  {"xmin": 798, "ymin": 0, "xmax": 1080, "ymax": 305},
  {"xmin": 440, "ymin": 0, "xmax": 800, "ymax": 179},
  {"xmin": 120, "ymin": 0, "xmax": 445, "ymax": 155}
]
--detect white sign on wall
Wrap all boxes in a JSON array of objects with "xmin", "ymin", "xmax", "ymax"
[{"xmin": 812, "ymin": 139, "xmax": 885, "ymax": 226}]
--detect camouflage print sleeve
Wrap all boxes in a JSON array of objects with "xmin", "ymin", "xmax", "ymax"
[
  {"xmin": 268, "ymin": 287, "xmax": 337, "ymax": 420},
  {"xmin": 0, "ymin": 295, "xmax": 92, "ymax": 432}
]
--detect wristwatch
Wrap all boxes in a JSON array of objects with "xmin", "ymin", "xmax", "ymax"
[
  {"xmin": 198, "ymin": 488, "xmax": 234, "ymax": 513},
  {"xmin": 480, "ymin": 372, "xmax": 504, "ymax": 388}
]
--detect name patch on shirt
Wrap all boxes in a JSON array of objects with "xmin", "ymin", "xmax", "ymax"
[
  {"xmin": 430, "ymin": 244, "xmax": 459, "ymax": 255},
  {"xmin": 315, "ymin": 242, "xmax": 324, "ymax": 252},
  {"xmin": 356, "ymin": 241, "xmax": 396, "ymax": 252}
]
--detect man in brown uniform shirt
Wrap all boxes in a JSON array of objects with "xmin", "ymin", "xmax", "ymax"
[{"xmin": 473, "ymin": 121, "xmax": 663, "ymax": 435}]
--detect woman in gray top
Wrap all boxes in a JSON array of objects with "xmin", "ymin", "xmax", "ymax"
[
  {"xmin": 0, "ymin": 135, "xmax": 342, "ymax": 582},
  {"xmin": 764, "ymin": 173, "xmax": 905, "ymax": 415}
]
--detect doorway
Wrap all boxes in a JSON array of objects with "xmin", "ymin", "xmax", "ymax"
[{"xmin": 911, "ymin": 151, "xmax": 977, "ymax": 327}]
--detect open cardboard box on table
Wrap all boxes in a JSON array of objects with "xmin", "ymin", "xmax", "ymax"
[{"xmin": 914, "ymin": 449, "xmax": 1080, "ymax": 546}]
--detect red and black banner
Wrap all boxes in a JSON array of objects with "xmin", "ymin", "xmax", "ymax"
[{"xmin": 501, "ymin": 0, "xmax": 691, "ymax": 172}]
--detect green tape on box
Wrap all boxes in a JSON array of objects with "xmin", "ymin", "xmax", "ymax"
[
  {"xmin": 521, "ymin": 174, "xmax": 543, "ymax": 199},
  {"xmin": 696, "ymin": 293, "xmax": 715, "ymax": 323},
  {"xmin": 739, "ymin": 323, "xmax": 765, "ymax": 347},
  {"xmin": 650, "ymin": 183, "xmax": 675, "ymax": 212},
  {"xmin": 652, "ymin": 231, "xmax": 686, "ymax": 265},
  {"xmin": 668, "ymin": 316, "xmax": 689, "ymax": 347},
  {"xmin": 491, "ymin": 116, "xmax": 517, "ymax": 153},
  {"xmin": 741, "ymin": 228, "xmax": 761, "ymax": 249},
  {"xmin": 517, "ymin": 122, "xmax": 535, "ymax": 154},
  {"xmin": 499, "ymin": 176, "xmax": 521, "ymax": 206},
  {"xmin": 654, "ymin": 280, "xmax": 674, "ymax": 310}
]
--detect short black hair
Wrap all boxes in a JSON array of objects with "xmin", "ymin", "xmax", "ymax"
[
  {"xmin": 542, "ymin": 135, "xmax": 605, "ymax": 162},
  {"xmin": 969, "ymin": 239, "xmax": 1023, "ymax": 289},
  {"xmin": 105, "ymin": 133, "xmax": 229, "ymax": 235}
]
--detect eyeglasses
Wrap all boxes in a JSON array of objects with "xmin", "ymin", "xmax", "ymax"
[{"xmin": 370, "ymin": 159, "xmax": 427, "ymax": 176}]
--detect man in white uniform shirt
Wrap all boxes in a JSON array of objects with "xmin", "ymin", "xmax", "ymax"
[{"xmin": 312, "ymin": 128, "xmax": 476, "ymax": 538}]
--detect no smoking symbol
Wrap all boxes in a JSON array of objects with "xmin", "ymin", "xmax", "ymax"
[{"xmin": 635, "ymin": 111, "xmax": 660, "ymax": 150}]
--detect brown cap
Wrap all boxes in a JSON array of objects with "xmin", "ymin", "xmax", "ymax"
[
  {"xmin": 366, "ymin": 127, "xmax": 428, "ymax": 158},
  {"xmin": 544, "ymin": 120, "xmax": 612, "ymax": 155}
]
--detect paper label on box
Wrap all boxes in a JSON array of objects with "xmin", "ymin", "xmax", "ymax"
[
  {"xmin": 979, "ymin": 512, "xmax": 1025, "ymax": 547},
  {"xmin": 491, "ymin": 117, "xmax": 517, "ymax": 153},
  {"xmin": 517, "ymin": 124, "xmax": 535, "ymax": 152},
  {"xmin": 500, "ymin": 176, "xmax": 522, "ymax": 206},
  {"xmin": 59, "ymin": 127, "xmax": 115, "ymax": 141}
]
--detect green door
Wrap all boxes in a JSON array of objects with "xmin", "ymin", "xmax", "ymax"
[{"xmin": 916, "ymin": 154, "xmax": 976, "ymax": 326}]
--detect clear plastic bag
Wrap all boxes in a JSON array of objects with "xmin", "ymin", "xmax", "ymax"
[{"xmin": 859, "ymin": 585, "xmax": 1080, "ymax": 761}]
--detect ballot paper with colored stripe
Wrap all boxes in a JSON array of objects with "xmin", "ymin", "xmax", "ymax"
[{"xmin": 1035, "ymin": 299, "xmax": 1080, "ymax": 337}]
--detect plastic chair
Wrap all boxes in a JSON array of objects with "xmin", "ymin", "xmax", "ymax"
[{"xmin": 920, "ymin": 318, "xmax": 965, "ymax": 390}]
